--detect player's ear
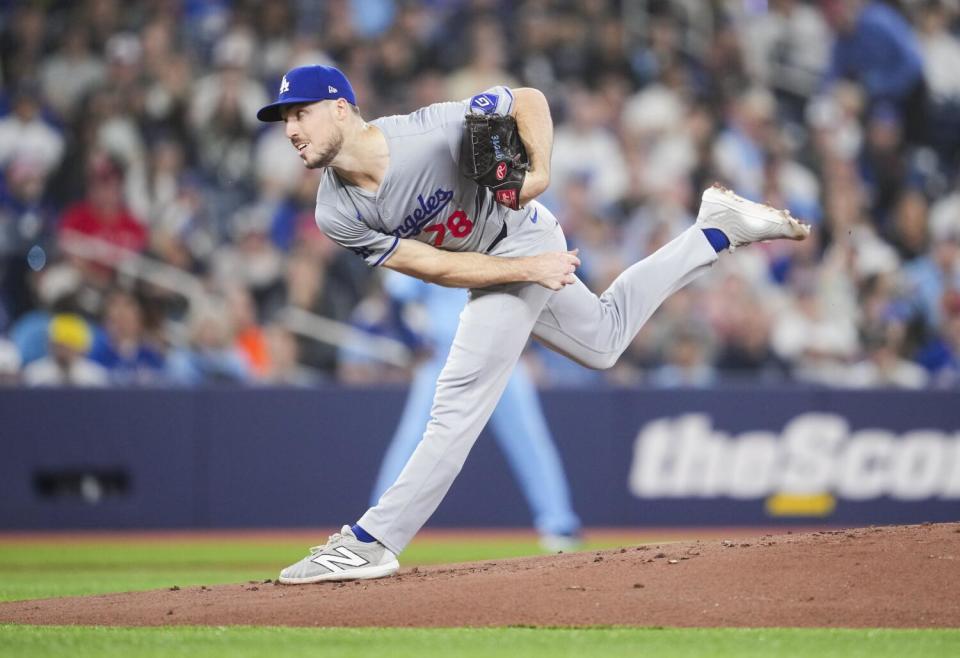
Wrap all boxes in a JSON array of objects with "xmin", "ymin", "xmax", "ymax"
[{"xmin": 334, "ymin": 98, "xmax": 350, "ymax": 121}]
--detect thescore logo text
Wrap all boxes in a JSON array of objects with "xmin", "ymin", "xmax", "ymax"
[{"xmin": 629, "ymin": 413, "xmax": 960, "ymax": 501}]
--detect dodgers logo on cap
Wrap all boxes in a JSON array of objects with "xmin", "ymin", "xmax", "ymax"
[{"xmin": 257, "ymin": 65, "xmax": 357, "ymax": 122}]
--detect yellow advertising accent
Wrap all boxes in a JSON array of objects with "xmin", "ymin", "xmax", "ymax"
[{"xmin": 765, "ymin": 492, "xmax": 837, "ymax": 517}]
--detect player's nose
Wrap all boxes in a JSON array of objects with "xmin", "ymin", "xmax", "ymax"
[{"xmin": 284, "ymin": 118, "xmax": 299, "ymax": 141}]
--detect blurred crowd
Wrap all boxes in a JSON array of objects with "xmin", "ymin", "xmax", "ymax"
[{"xmin": 0, "ymin": 0, "xmax": 959, "ymax": 389}]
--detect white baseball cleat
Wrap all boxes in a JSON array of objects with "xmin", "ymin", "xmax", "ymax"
[
  {"xmin": 696, "ymin": 183, "xmax": 811, "ymax": 251},
  {"xmin": 279, "ymin": 525, "xmax": 400, "ymax": 584}
]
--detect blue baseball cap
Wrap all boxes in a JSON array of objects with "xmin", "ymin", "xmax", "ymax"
[{"xmin": 256, "ymin": 65, "xmax": 357, "ymax": 122}]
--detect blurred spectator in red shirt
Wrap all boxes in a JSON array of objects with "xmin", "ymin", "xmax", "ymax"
[{"xmin": 58, "ymin": 153, "xmax": 147, "ymax": 284}]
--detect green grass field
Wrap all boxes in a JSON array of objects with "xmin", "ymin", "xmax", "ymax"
[
  {"xmin": 0, "ymin": 532, "xmax": 638, "ymax": 603},
  {"xmin": 3, "ymin": 626, "xmax": 958, "ymax": 658},
  {"xmin": 1, "ymin": 532, "xmax": 957, "ymax": 658}
]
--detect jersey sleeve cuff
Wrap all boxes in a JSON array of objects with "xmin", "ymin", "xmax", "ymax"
[{"xmin": 372, "ymin": 236, "xmax": 400, "ymax": 267}]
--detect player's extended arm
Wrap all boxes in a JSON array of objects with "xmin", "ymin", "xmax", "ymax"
[
  {"xmin": 384, "ymin": 238, "xmax": 579, "ymax": 291},
  {"xmin": 510, "ymin": 88, "xmax": 552, "ymax": 207}
]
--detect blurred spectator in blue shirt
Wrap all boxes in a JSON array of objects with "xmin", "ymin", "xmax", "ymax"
[
  {"xmin": 713, "ymin": 86, "xmax": 777, "ymax": 201},
  {"xmin": 89, "ymin": 288, "xmax": 165, "ymax": 385},
  {"xmin": 823, "ymin": 0, "xmax": 927, "ymax": 142},
  {"xmin": 917, "ymin": 292, "xmax": 960, "ymax": 386},
  {"xmin": 904, "ymin": 194, "xmax": 960, "ymax": 329},
  {"xmin": 166, "ymin": 301, "xmax": 249, "ymax": 385}
]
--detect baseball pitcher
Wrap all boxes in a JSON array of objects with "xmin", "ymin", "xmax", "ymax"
[{"xmin": 256, "ymin": 65, "xmax": 809, "ymax": 583}]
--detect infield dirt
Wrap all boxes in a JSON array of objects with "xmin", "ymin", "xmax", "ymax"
[{"xmin": 2, "ymin": 523, "xmax": 958, "ymax": 628}]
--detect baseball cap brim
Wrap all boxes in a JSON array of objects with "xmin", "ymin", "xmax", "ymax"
[{"xmin": 256, "ymin": 97, "xmax": 326, "ymax": 122}]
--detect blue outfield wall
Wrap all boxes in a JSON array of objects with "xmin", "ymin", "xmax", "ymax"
[{"xmin": 0, "ymin": 387, "xmax": 958, "ymax": 530}]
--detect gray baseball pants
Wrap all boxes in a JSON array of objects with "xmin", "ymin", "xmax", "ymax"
[{"xmin": 358, "ymin": 206, "xmax": 718, "ymax": 554}]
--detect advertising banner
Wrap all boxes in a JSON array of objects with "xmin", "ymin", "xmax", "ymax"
[{"xmin": 1, "ymin": 387, "xmax": 957, "ymax": 529}]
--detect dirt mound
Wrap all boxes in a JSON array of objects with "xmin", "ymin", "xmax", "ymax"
[{"xmin": 2, "ymin": 523, "xmax": 958, "ymax": 628}]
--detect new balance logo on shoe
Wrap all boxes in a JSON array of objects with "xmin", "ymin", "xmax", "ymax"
[
  {"xmin": 279, "ymin": 525, "xmax": 400, "ymax": 584},
  {"xmin": 310, "ymin": 547, "xmax": 369, "ymax": 572}
]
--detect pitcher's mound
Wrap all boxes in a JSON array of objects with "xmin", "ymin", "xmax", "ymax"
[{"xmin": 2, "ymin": 523, "xmax": 958, "ymax": 628}]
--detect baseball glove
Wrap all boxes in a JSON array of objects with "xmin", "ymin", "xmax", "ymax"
[{"xmin": 460, "ymin": 114, "xmax": 529, "ymax": 210}]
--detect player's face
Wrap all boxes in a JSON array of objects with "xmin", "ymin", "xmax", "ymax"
[{"xmin": 283, "ymin": 102, "xmax": 343, "ymax": 169}]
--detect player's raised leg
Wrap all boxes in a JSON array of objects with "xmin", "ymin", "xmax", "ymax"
[{"xmin": 533, "ymin": 185, "xmax": 809, "ymax": 369}]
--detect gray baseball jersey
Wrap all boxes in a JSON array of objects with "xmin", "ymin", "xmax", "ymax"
[
  {"xmin": 314, "ymin": 86, "xmax": 555, "ymax": 269},
  {"xmin": 313, "ymin": 87, "xmax": 721, "ymax": 555}
]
